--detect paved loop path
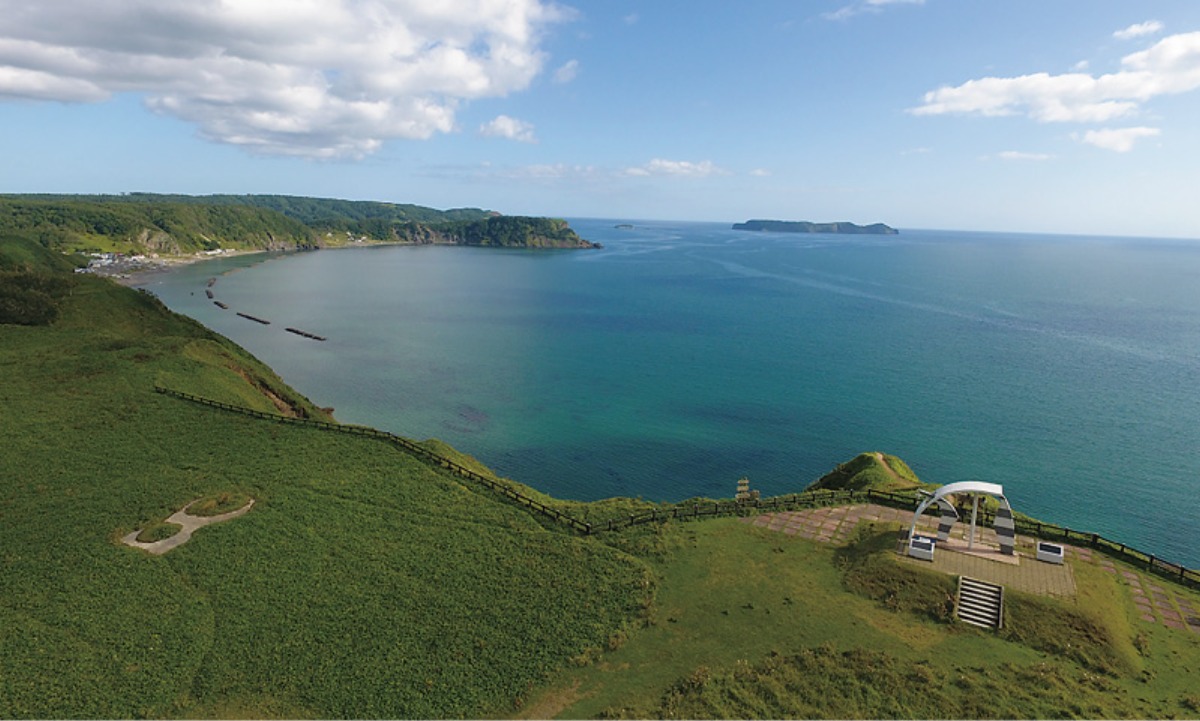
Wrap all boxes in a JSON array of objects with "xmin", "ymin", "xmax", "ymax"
[{"xmin": 122, "ymin": 498, "xmax": 255, "ymax": 555}]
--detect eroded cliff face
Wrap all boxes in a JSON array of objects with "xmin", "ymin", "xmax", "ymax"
[
  {"xmin": 128, "ymin": 228, "xmax": 315, "ymax": 254},
  {"xmin": 388, "ymin": 216, "xmax": 600, "ymax": 248},
  {"xmin": 135, "ymin": 229, "xmax": 183, "ymax": 255}
]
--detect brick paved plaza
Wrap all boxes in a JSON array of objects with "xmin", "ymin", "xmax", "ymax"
[{"xmin": 740, "ymin": 502, "xmax": 1200, "ymax": 634}]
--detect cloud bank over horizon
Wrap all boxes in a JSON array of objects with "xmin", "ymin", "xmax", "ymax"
[
  {"xmin": 0, "ymin": 0, "xmax": 567, "ymax": 159},
  {"xmin": 910, "ymin": 28, "xmax": 1200, "ymax": 151}
]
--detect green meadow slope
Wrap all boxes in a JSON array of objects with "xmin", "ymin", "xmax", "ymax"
[{"xmin": 0, "ymin": 236, "xmax": 648, "ymax": 718}]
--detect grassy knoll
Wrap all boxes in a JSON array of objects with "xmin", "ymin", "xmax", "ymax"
[
  {"xmin": 521, "ymin": 517, "xmax": 1200, "ymax": 719},
  {"xmin": 0, "ymin": 236, "xmax": 650, "ymax": 718},
  {"xmin": 806, "ymin": 451, "xmax": 928, "ymax": 493}
]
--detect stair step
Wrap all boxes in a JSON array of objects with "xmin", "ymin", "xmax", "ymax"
[
  {"xmin": 958, "ymin": 612, "xmax": 996, "ymax": 628},
  {"xmin": 957, "ymin": 608, "xmax": 1001, "ymax": 628},
  {"xmin": 956, "ymin": 604, "xmax": 994, "ymax": 619},
  {"xmin": 958, "ymin": 598, "xmax": 996, "ymax": 615},
  {"xmin": 960, "ymin": 580, "xmax": 1000, "ymax": 595},
  {"xmin": 955, "ymin": 576, "xmax": 1004, "ymax": 630}
]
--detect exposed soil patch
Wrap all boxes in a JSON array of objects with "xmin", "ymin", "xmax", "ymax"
[
  {"xmin": 872, "ymin": 452, "xmax": 905, "ymax": 485},
  {"xmin": 229, "ymin": 365, "xmax": 302, "ymax": 417}
]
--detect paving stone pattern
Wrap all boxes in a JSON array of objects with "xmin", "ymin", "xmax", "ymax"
[{"xmin": 741, "ymin": 502, "xmax": 1200, "ymax": 634}]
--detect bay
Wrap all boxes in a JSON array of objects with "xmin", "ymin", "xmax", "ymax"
[{"xmin": 141, "ymin": 220, "xmax": 1200, "ymax": 567}]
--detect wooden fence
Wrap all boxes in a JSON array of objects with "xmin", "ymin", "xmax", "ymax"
[
  {"xmin": 153, "ymin": 385, "xmax": 592, "ymax": 534},
  {"xmin": 153, "ymin": 386, "xmax": 1199, "ymax": 591}
]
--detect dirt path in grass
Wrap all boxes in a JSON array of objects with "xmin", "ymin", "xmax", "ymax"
[
  {"xmin": 122, "ymin": 498, "xmax": 255, "ymax": 555},
  {"xmin": 873, "ymin": 452, "xmax": 905, "ymax": 485}
]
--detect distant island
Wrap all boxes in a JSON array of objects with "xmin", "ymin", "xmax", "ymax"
[{"xmin": 733, "ymin": 219, "xmax": 898, "ymax": 235}]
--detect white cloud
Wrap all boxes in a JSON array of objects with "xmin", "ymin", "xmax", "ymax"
[
  {"xmin": 996, "ymin": 150, "xmax": 1052, "ymax": 161},
  {"xmin": 504, "ymin": 163, "xmax": 599, "ymax": 180},
  {"xmin": 1072, "ymin": 59, "xmax": 1090, "ymax": 71},
  {"xmin": 623, "ymin": 13, "xmax": 639, "ymax": 25},
  {"xmin": 749, "ymin": 168, "xmax": 772, "ymax": 176},
  {"xmin": 1114, "ymin": 20, "xmax": 1164, "ymax": 40},
  {"xmin": 479, "ymin": 114, "xmax": 537, "ymax": 143},
  {"xmin": 910, "ymin": 31, "xmax": 1200, "ymax": 125},
  {"xmin": 1077, "ymin": 126, "xmax": 1161, "ymax": 152},
  {"xmin": 824, "ymin": 0, "xmax": 924, "ymax": 21},
  {"xmin": 623, "ymin": 158, "xmax": 725, "ymax": 178},
  {"xmin": 553, "ymin": 59, "xmax": 579, "ymax": 84},
  {"xmin": 0, "ymin": 0, "xmax": 568, "ymax": 158},
  {"xmin": 421, "ymin": 161, "xmax": 605, "ymax": 185}
]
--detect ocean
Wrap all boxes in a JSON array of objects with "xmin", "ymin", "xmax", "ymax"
[{"xmin": 140, "ymin": 220, "xmax": 1200, "ymax": 567}]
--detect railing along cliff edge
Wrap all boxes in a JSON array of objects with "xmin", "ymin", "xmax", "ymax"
[{"xmin": 153, "ymin": 386, "xmax": 1198, "ymax": 590}]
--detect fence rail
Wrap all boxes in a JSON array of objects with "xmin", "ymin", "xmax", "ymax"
[
  {"xmin": 154, "ymin": 386, "xmax": 593, "ymax": 534},
  {"xmin": 154, "ymin": 386, "xmax": 1198, "ymax": 591}
]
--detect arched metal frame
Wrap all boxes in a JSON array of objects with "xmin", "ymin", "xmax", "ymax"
[{"xmin": 908, "ymin": 481, "xmax": 1016, "ymax": 556}]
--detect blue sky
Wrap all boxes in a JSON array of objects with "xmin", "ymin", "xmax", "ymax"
[{"xmin": 2, "ymin": 0, "xmax": 1199, "ymax": 237}]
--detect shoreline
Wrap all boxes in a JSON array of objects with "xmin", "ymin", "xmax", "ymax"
[
  {"xmin": 99, "ymin": 232, "xmax": 600, "ymax": 288},
  {"xmin": 110, "ymin": 248, "xmax": 275, "ymax": 287},
  {"xmin": 114, "ymin": 239, "xmax": 458, "ymax": 287}
]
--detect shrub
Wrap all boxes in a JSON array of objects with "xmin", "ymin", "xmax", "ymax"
[
  {"xmin": 836, "ymin": 524, "xmax": 956, "ymax": 621},
  {"xmin": 136, "ymin": 522, "xmax": 183, "ymax": 544},
  {"xmin": 187, "ymin": 492, "xmax": 250, "ymax": 517}
]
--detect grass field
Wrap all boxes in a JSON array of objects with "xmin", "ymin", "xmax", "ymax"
[
  {"xmin": 4, "ymin": 234, "xmax": 1200, "ymax": 718},
  {"xmin": 520, "ymin": 518, "xmax": 1200, "ymax": 719},
  {"xmin": 0, "ymin": 238, "xmax": 651, "ymax": 718}
]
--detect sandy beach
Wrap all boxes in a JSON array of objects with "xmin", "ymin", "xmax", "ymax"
[{"xmin": 93, "ymin": 248, "xmax": 272, "ymax": 287}]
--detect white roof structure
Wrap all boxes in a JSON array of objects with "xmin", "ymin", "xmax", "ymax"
[
  {"xmin": 908, "ymin": 480, "xmax": 1017, "ymax": 557},
  {"xmin": 924, "ymin": 480, "xmax": 1005, "ymax": 503}
]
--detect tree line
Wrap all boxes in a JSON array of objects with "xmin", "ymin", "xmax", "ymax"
[{"xmin": 0, "ymin": 194, "xmax": 593, "ymax": 253}]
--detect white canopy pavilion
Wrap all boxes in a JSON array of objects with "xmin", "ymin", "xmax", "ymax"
[{"xmin": 907, "ymin": 480, "xmax": 1017, "ymax": 556}]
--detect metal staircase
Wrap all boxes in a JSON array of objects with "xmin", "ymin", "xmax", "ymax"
[{"xmin": 956, "ymin": 576, "xmax": 1004, "ymax": 629}]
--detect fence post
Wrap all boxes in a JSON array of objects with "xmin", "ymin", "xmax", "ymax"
[{"xmin": 1148, "ymin": 554, "xmax": 1156, "ymax": 571}]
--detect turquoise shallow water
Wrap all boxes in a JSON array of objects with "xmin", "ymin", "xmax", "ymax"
[{"xmin": 142, "ymin": 220, "xmax": 1200, "ymax": 567}]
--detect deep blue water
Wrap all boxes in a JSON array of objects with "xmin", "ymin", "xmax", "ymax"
[{"xmin": 141, "ymin": 220, "xmax": 1200, "ymax": 567}]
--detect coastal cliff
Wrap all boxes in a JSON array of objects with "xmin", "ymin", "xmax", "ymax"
[
  {"xmin": 0, "ymin": 194, "xmax": 598, "ymax": 255},
  {"xmin": 385, "ymin": 216, "xmax": 599, "ymax": 249},
  {"xmin": 734, "ymin": 219, "xmax": 898, "ymax": 234}
]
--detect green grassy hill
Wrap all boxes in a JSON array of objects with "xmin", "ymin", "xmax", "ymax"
[
  {"xmin": 0, "ymin": 235, "xmax": 647, "ymax": 718},
  {"xmin": 805, "ymin": 451, "xmax": 928, "ymax": 493},
  {"xmin": 2, "ymin": 193, "xmax": 493, "ymax": 228},
  {"xmin": 0, "ymin": 198, "xmax": 319, "ymax": 255},
  {"xmin": 3, "ymin": 234, "xmax": 1199, "ymax": 719},
  {"xmin": 0, "ymin": 194, "xmax": 594, "ymax": 255}
]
